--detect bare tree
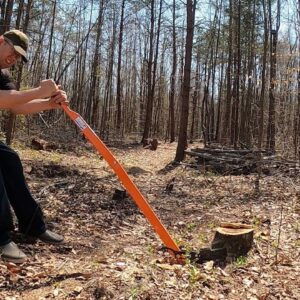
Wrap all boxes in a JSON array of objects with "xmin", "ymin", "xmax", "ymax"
[
  {"xmin": 142, "ymin": 0, "xmax": 163, "ymax": 144},
  {"xmin": 168, "ymin": 0, "xmax": 177, "ymax": 143},
  {"xmin": 266, "ymin": 0, "xmax": 280, "ymax": 153},
  {"xmin": 116, "ymin": 0, "xmax": 126, "ymax": 133},
  {"xmin": 175, "ymin": 0, "xmax": 196, "ymax": 161}
]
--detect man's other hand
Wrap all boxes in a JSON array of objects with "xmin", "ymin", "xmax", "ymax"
[{"xmin": 39, "ymin": 79, "xmax": 58, "ymax": 98}]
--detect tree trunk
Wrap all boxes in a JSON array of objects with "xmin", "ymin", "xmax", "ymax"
[
  {"xmin": 209, "ymin": 0, "xmax": 222, "ymax": 142},
  {"xmin": 232, "ymin": 0, "xmax": 241, "ymax": 149},
  {"xmin": 100, "ymin": 5, "xmax": 117, "ymax": 138},
  {"xmin": 175, "ymin": 0, "xmax": 196, "ymax": 161},
  {"xmin": 295, "ymin": 0, "xmax": 300, "ymax": 160},
  {"xmin": 258, "ymin": 0, "xmax": 268, "ymax": 150},
  {"xmin": 222, "ymin": 0, "xmax": 233, "ymax": 145},
  {"xmin": 215, "ymin": 50, "xmax": 224, "ymax": 142},
  {"xmin": 190, "ymin": 46, "xmax": 201, "ymax": 143},
  {"xmin": 142, "ymin": 0, "xmax": 163, "ymax": 144},
  {"xmin": 88, "ymin": 0, "xmax": 104, "ymax": 128},
  {"xmin": 266, "ymin": 0, "xmax": 280, "ymax": 153},
  {"xmin": 0, "ymin": 0, "xmax": 13, "ymax": 34},
  {"xmin": 116, "ymin": 0, "xmax": 125, "ymax": 133},
  {"xmin": 296, "ymin": 68, "xmax": 300, "ymax": 160},
  {"xmin": 141, "ymin": 0, "xmax": 155, "ymax": 144},
  {"xmin": 168, "ymin": 0, "xmax": 177, "ymax": 143},
  {"xmin": 201, "ymin": 57, "xmax": 210, "ymax": 147},
  {"xmin": 0, "ymin": 0, "xmax": 7, "ymax": 32},
  {"xmin": 46, "ymin": 0, "xmax": 57, "ymax": 78}
]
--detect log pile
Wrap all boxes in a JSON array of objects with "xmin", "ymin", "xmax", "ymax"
[{"xmin": 185, "ymin": 147, "xmax": 300, "ymax": 176}]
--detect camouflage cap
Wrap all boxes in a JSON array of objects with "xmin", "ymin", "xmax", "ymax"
[{"xmin": 3, "ymin": 29, "xmax": 29, "ymax": 63}]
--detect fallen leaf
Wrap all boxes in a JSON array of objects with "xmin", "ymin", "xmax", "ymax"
[
  {"xmin": 156, "ymin": 263, "xmax": 178, "ymax": 271},
  {"xmin": 204, "ymin": 260, "xmax": 214, "ymax": 271},
  {"xmin": 53, "ymin": 288, "xmax": 60, "ymax": 297},
  {"xmin": 74, "ymin": 286, "xmax": 83, "ymax": 293},
  {"xmin": 243, "ymin": 277, "xmax": 253, "ymax": 287}
]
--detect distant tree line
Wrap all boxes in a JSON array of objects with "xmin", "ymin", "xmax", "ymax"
[{"xmin": 0, "ymin": 0, "xmax": 299, "ymax": 161}]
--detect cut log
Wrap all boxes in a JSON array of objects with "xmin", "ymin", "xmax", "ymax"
[
  {"xmin": 31, "ymin": 137, "xmax": 58, "ymax": 151},
  {"xmin": 31, "ymin": 138, "xmax": 48, "ymax": 150},
  {"xmin": 211, "ymin": 223, "xmax": 254, "ymax": 259}
]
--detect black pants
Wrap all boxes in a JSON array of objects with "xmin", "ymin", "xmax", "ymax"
[{"xmin": 0, "ymin": 142, "xmax": 46, "ymax": 246}]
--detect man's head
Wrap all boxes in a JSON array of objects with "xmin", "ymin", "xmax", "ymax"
[{"xmin": 0, "ymin": 29, "xmax": 28, "ymax": 69}]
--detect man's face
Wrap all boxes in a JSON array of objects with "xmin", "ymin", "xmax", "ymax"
[{"xmin": 0, "ymin": 38, "xmax": 22, "ymax": 69}]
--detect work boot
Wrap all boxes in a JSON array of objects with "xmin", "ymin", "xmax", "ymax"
[
  {"xmin": 0, "ymin": 241, "xmax": 27, "ymax": 264},
  {"xmin": 37, "ymin": 230, "xmax": 64, "ymax": 244}
]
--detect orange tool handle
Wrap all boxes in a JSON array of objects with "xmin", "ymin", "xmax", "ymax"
[{"xmin": 61, "ymin": 104, "xmax": 180, "ymax": 253}]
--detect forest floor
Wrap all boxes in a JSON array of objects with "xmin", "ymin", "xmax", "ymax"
[{"xmin": 0, "ymin": 136, "xmax": 300, "ymax": 300}]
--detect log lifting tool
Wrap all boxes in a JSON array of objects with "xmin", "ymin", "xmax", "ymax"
[{"xmin": 61, "ymin": 103, "xmax": 181, "ymax": 256}]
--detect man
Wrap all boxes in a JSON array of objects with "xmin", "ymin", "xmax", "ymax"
[{"xmin": 0, "ymin": 29, "xmax": 68, "ymax": 263}]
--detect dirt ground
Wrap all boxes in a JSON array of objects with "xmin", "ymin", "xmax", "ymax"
[{"xmin": 0, "ymin": 139, "xmax": 300, "ymax": 300}]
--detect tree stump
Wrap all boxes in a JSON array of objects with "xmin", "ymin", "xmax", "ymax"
[
  {"xmin": 191, "ymin": 222, "xmax": 254, "ymax": 264},
  {"xmin": 112, "ymin": 188, "xmax": 128, "ymax": 200},
  {"xmin": 211, "ymin": 222, "xmax": 254, "ymax": 259}
]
